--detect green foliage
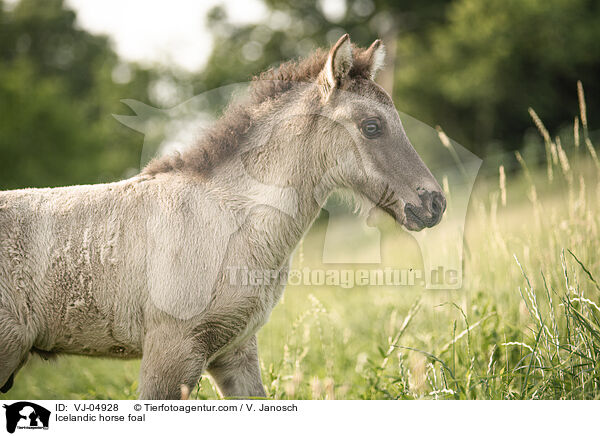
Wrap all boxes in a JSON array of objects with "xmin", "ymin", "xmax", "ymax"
[
  {"xmin": 0, "ymin": 0, "xmax": 158, "ymax": 189},
  {"xmin": 396, "ymin": 0, "xmax": 600, "ymax": 153}
]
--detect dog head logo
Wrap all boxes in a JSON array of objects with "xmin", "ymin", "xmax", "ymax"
[{"xmin": 2, "ymin": 402, "xmax": 50, "ymax": 433}]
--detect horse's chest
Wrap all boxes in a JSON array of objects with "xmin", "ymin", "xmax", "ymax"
[{"xmin": 207, "ymin": 280, "xmax": 287, "ymax": 360}]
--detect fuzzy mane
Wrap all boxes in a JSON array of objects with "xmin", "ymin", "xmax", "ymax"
[{"xmin": 143, "ymin": 45, "xmax": 377, "ymax": 176}]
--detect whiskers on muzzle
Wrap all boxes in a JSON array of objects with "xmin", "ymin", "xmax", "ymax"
[{"xmin": 375, "ymin": 184, "xmax": 403, "ymax": 223}]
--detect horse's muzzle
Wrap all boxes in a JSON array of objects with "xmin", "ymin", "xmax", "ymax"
[{"xmin": 404, "ymin": 190, "xmax": 446, "ymax": 231}]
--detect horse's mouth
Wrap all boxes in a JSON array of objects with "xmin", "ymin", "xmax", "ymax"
[
  {"xmin": 377, "ymin": 199, "xmax": 438, "ymax": 232},
  {"xmin": 404, "ymin": 208, "xmax": 426, "ymax": 231},
  {"xmin": 403, "ymin": 204, "xmax": 441, "ymax": 231}
]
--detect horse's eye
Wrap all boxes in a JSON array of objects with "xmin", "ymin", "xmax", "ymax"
[{"xmin": 360, "ymin": 118, "xmax": 382, "ymax": 139}]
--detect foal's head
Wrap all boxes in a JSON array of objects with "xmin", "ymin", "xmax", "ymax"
[
  {"xmin": 143, "ymin": 34, "xmax": 445, "ymax": 231},
  {"xmin": 313, "ymin": 34, "xmax": 446, "ymax": 231}
]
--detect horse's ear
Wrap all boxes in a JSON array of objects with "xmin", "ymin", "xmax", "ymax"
[
  {"xmin": 364, "ymin": 39, "xmax": 386, "ymax": 80},
  {"xmin": 319, "ymin": 34, "xmax": 353, "ymax": 99}
]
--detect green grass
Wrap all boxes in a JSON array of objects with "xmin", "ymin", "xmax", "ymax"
[{"xmin": 4, "ymin": 85, "xmax": 600, "ymax": 400}]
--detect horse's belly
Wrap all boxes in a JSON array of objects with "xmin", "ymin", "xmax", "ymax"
[{"xmin": 42, "ymin": 306, "xmax": 144, "ymax": 358}]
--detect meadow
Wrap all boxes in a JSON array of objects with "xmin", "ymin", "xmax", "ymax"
[{"xmin": 4, "ymin": 84, "xmax": 600, "ymax": 400}]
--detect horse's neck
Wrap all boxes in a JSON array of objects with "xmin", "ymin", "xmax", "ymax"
[{"xmin": 216, "ymin": 116, "xmax": 330, "ymax": 265}]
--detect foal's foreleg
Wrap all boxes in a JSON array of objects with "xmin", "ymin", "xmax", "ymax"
[
  {"xmin": 138, "ymin": 328, "xmax": 204, "ymax": 400},
  {"xmin": 138, "ymin": 301, "xmax": 265, "ymax": 399},
  {"xmin": 207, "ymin": 335, "xmax": 266, "ymax": 398}
]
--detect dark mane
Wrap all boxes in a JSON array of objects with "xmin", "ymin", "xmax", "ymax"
[{"xmin": 143, "ymin": 45, "xmax": 376, "ymax": 176}]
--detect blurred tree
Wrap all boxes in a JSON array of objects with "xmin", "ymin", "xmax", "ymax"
[
  {"xmin": 0, "ymin": 0, "xmax": 159, "ymax": 189},
  {"xmin": 198, "ymin": 0, "xmax": 450, "ymax": 93},
  {"xmin": 198, "ymin": 0, "xmax": 600, "ymax": 155},
  {"xmin": 395, "ymin": 0, "xmax": 600, "ymax": 153}
]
